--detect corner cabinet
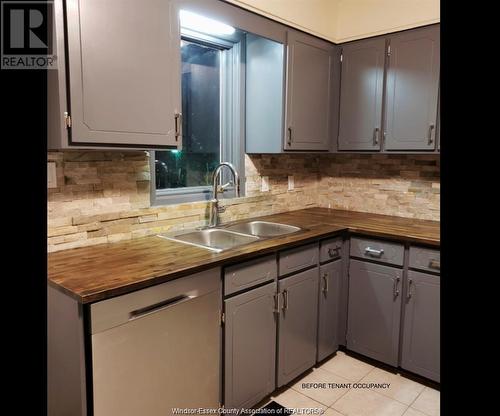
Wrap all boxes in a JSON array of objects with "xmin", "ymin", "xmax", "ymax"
[
  {"xmin": 384, "ymin": 26, "xmax": 440, "ymax": 150},
  {"xmin": 317, "ymin": 259, "xmax": 342, "ymax": 361},
  {"xmin": 49, "ymin": 0, "xmax": 182, "ymax": 150},
  {"xmin": 346, "ymin": 259, "xmax": 402, "ymax": 366},
  {"xmin": 284, "ymin": 31, "xmax": 337, "ymax": 151},
  {"xmin": 337, "ymin": 24, "xmax": 440, "ymax": 153}
]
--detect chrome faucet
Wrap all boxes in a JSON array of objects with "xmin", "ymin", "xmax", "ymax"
[{"xmin": 208, "ymin": 162, "xmax": 240, "ymax": 228}]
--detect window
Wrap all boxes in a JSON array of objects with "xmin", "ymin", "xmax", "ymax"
[{"xmin": 152, "ymin": 23, "xmax": 245, "ymax": 205}]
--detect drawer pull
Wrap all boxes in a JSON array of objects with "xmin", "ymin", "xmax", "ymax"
[
  {"xmin": 365, "ymin": 247, "xmax": 384, "ymax": 257},
  {"xmin": 429, "ymin": 259, "xmax": 440, "ymax": 270},
  {"xmin": 328, "ymin": 247, "xmax": 340, "ymax": 258},
  {"xmin": 393, "ymin": 277, "xmax": 400, "ymax": 298},
  {"xmin": 406, "ymin": 278, "xmax": 413, "ymax": 299},
  {"xmin": 322, "ymin": 272, "xmax": 329, "ymax": 294},
  {"xmin": 129, "ymin": 295, "xmax": 194, "ymax": 321}
]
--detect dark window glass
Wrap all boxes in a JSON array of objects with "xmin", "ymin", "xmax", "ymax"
[{"xmin": 155, "ymin": 40, "xmax": 221, "ymax": 190}]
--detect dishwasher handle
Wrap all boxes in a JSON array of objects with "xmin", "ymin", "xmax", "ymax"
[{"xmin": 129, "ymin": 294, "xmax": 195, "ymax": 321}]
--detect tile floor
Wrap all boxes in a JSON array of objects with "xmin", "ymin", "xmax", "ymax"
[{"xmin": 267, "ymin": 351, "xmax": 440, "ymax": 416}]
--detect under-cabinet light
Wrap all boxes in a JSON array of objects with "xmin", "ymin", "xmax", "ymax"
[{"xmin": 179, "ymin": 10, "xmax": 235, "ymax": 36}]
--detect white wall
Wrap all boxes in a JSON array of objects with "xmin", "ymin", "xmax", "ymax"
[
  {"xmin": 224, "ymin": 0, "xmax": 439, "ymax": 43},
  {"xmin": 336, "ymin": 0, "xmax": 440, "ymax": 42},
  {"xmin": 224, "ymin": 0, "xmax": 339, "ymax": 42}
]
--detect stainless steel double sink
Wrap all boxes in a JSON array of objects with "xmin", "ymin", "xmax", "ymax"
[{"xmin": 157, "ymin": 221, "xmax": 303, "ymax": 252}]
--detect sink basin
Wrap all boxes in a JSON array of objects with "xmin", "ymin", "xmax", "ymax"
[
  {"xmin": 225, "ymin": 221, "xmax": 302, "ymax": 237},
  {"xmin": 157, "ymin": 228, "xmax": 260, "ymax": 253}
]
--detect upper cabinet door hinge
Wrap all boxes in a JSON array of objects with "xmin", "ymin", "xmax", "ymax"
[
  {"xmin": 64, "ymin": 112, "xmax": 72, "ymax": 129},
  {"xmin": 220, "ymin": 311, "xmax": 225, "ymax": 326},
  {"xmin": 387, "ymin": 44, "xmax": 391, "ymax": 57},
  {"xmin": 340, "ymin": 52, "xmax": 343, "ymax": 62}
]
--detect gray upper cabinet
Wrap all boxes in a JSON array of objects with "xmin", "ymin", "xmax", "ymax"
[
  {"xmin": 401, "ymin": 270, "xmax": 440, "ymax": 382},
  {"xmin": 284, "ymin": 31, "xmax": 335, "ymax": 151},
  {"xmin": 224, "ymin": 282, "xmax": 277, "ymax": 408},
  {"xmin": 317, "ymin": 259, "xmax": 342, "ymax": 361},
  {"xmin": 338, "ymin": 38, "xmax": 386, "ymax": 151},
  {"xmin": 277, "ymin": 267, "xmax": 319, "ymax": 386},
  {"xmin": 384, "ymin": 26, "xmax": 440, "ymax": 150},
  {"xmin": 64, "ymin": 0, "xmax": 181, "ymax": 148},
  {"xmin": 346, "ymin": 259, "xmax": 402, "ymax": 366}
]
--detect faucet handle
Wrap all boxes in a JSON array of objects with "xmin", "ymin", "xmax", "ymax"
[
  {"xmin": 217, "ymin": 205, "xmax": 226, "ymax": 214},
  {"xmin": 217, "ymin": 181, "xmax": 233, "ymax": 193}
]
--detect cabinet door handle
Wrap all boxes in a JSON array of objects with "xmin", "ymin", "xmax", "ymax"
[
  {"xmin": 273, "ymin": 293, "xmax": 281, "ymax": 314},
  {"xmin": 373, "ymin": 127, "xmax": 380, "ymax": 145},
  {"xmin": 406, "ymin": 278, "xmax": 413, "ymax": 299},
  {"xmin": 428, "ymin": 124, "xmax": 435, "ymax": 145},
  {"xmin": 365, "ymin": 247, "xmax": 384, "ymax": 257},
  {"xmin": 287, "ymin": 127, "xmax": 292, "ymax": 146},
  {"xmin": 174, "ymin": 112, "xmax": 182, "ymax": 142},
  {"xmin": 282, "ymin": 290, "xmax": 289, "ymax": 310},
  {"xmin": 393, "ymin": 276, "xmax": 400, "ymax": 298},
  {"xmin": 429, "ymin": 259, "xmax": 440, "ymax": 270},
  {"xmin": 322, "ymin": 272, "xmax": 329, "ymax": 294},
  {"xmin": 328, "ymin": 247, "xmax": 340, "ymax": 258}
]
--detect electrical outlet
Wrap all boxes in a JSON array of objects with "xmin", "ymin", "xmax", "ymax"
[
  {"xmin": 288, "ymin": 175, "xmax": 294, "ymax": 191},
  {"xmin": 47, "ymin": 162, "xmax": 57, "ymax": 188},
  {"xmin": 261, "ymin": 176, "xmax": 269, "ymax": 192}
]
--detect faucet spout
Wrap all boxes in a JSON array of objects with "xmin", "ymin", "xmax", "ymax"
[{"xmin": 208, "ymin": 162, "xmax": 240, "ymax": 228}]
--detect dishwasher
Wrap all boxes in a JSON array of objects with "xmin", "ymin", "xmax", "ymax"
[{"xmin": 90, "ymin": 268, "xmax": 222, "ymax": 416}]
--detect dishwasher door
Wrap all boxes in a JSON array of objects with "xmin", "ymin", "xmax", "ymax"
[{"xmin": 90, "ymin": 268, "xmax": 221, "ymax": 416}]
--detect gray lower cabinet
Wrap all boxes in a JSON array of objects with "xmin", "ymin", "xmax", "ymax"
[
  {"xmin": 346, "ymin": 259, "xmax": 402, "ymax": 366},
  {"xmin": 338, "ymin": 38, "xmax": 386, "ymax": 151},
  {"xmin": 59, "ymin": 0, "xmax": 182, "ymax": 149},
  {"xmin": 284, "ymin": 30, "xmax": 336, "ymax": 151},
  {"xmin": 317, "ymin": 259, "xmax": 342, "ymax": 361},
  {"xmin": 224, "ymin": 282, "xmax": 277, "ymax": 408},
  {"xmin": 384, "ymin": 26, "xmax": 440, "ymax": 150},
  {"xmin": 277, "ymin": 267, "xmax": 319, "ymax": 386},
  {"xmin": 401, "ymin": 270, "xmax": 440, "ymax": 382}
]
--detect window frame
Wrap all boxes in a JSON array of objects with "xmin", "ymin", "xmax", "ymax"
[{"xmin": 151, "ymin": 32, "xmax": 245, "ymax": 206}]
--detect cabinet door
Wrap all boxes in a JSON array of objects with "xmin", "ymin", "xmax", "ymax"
[
  {"xmin": 317, "ymin": 260, "xmax": 342, "ymax": 361},
  {"xmin": 277, "ymin": 267, "xmax": 319, "ymax": 386},
  {"xmin": 401, "ymin": 270, "xmax": 440, "ymax": 382},
  {"xmin": 65, "ymin": 0, "xmax": 181, "ymax": 148},
  {"xmin": 224, "ymin": 282, "xmax": 277, "ymax": 408},
  {"xmin": 285, "ymin": 31, "xmax": 334, "ymax": 151},
  {"xmin": 338, "ymin": 39, "xmax": 386, "ymax": 151},
  {"xmin": 384, "ymin": 26, "xmax": 440, "ymax": 150},
  {"xmin": 346, "ymin": 260, "xmax": 402, "ymax": 366}
]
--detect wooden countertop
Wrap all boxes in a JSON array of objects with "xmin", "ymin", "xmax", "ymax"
[{"xmin": 48, "ymin": 208, "xmax": 439, "ymax": 304}]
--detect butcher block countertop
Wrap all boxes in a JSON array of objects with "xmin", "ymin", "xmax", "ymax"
[{"xmin": 48, "ymin": 208, "xmax": 440, "ymax": 304}]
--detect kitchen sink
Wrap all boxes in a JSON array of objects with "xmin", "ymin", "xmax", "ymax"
[
  {"xmin": 224, "ymin": 220, "xmax": 302, "ymax": 237},
  {"xmin": 158, "ymin": 221, "xmax": 304, "ymax": 252},
  {"xmin": 157, "ymin": 228, "xmax": 260, "ymax": 253}
]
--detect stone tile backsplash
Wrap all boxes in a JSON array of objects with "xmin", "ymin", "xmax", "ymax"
[{"xmin": 47, "ymin": 151, "xmax": 439, "ymax": 252}]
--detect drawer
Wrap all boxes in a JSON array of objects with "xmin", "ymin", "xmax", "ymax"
[
  {"xmin": 320, "ymin": 237, "xmax": 342, "ymax": 263},
  {"xmin": 224, "ymin": 254, "xmax": 277, "ymax": 295},
  {"xmin": 279, "ymin": 242, "xmax": 319, "ymax": 276},
  {"xmin": 350, "ymin": 237, "xmax": 404, "ymax": 266},
  {"xmin": 409, "ymin": 246, "xmax": 440, "ymax": 274}
]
